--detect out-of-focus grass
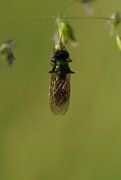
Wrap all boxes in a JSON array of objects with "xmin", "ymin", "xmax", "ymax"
[{"xmin": 0, "ymin": 0, "xmax": 121, "ymax": 180}]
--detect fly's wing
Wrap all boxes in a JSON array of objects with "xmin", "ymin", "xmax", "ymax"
[{"xmin": 49, "ymin": 73, "xmax": 70, "ymax": 115}]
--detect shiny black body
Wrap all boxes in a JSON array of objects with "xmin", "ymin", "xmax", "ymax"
[{"xmin": 49, "ymin": 46, "xmax": 74, "ymax": 114}]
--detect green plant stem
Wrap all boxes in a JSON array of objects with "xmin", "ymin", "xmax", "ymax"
[{"xmin": 0, "ymin": 16, "xmax": 118, "ymax": 27}]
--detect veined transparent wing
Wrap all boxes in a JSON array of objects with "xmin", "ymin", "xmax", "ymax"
[{"xmin": 49, "ymin": 73, "xmax": 70, "ymax": 115}]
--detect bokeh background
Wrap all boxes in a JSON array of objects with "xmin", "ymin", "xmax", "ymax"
[{"xmin": 0, "ymin": 0, "xmax": 121, "ymax": 180}]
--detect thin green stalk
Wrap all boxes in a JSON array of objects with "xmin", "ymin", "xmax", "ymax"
[{"xmin": 0, "ymin": 15, "xmax": 119, "ymax": 27}]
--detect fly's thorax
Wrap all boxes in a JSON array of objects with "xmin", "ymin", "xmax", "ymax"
[
  {"xmin": 50, "ymin": 44, "xmax": 73, "ymax": 75},
  {"xmin": 54, "ymin": 58, "xmax": 71, "ymax": 74}
]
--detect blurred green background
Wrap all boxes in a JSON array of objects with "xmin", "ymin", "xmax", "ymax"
[{"xmin": 0, "ymin": 0, "xmax": 121, "ymax": 180}]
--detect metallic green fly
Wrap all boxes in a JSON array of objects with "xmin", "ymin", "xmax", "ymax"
[{"xmin": 49, "ymin": 42, "xmax": 74, "ymax": 115}]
